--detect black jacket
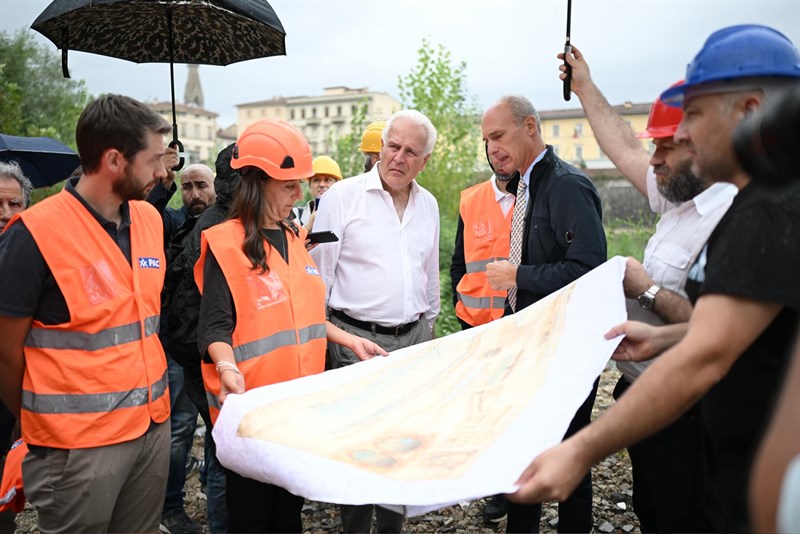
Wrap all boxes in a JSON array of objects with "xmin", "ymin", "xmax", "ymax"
[
  {"xmin": 507, "ymin": 145, "xmax": 606, "ymax": 313},
  {"xmin": 162, "ymin": 143, "xmax": 240, "ymax": 363}
]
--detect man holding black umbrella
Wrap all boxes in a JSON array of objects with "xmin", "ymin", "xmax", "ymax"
[{"xmin": 0, "ymin": 94, "xmax": 173, "ymax": 533}]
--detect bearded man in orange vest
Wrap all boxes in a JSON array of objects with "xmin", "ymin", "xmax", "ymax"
[{"xmin": 0, "ymin": 94, "xmax": 173, "ymax": 534}]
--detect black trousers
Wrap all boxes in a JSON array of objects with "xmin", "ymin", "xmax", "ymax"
[
  {"xmin": 225, "ymin": 469, "xmax": 304, "ymax": 533},
  {"xmin": 506, "ymin": 378, "xmax": 599, "ymax": 533},
  {"xmin": 613, "ymin": 376, "xmax": 712, "ymax": 533}
]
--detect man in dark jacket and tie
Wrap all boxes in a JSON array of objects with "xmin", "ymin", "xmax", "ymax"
[{"xmin": 482, "ymin": 95, "xmax": 606, "ymax": 533}]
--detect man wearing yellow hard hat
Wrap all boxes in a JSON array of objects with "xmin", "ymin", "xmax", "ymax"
[
  {"xmin": 293, "ymin": 155, "xmax": 342, "ymax": 230},
  {"xmin": 359, "ymin": 121, "xmax": 385, "ymax": 173}
]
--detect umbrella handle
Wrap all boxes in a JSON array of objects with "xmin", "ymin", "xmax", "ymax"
[
  {"xmin": 562, "ymin": 43, "xmax": 572, "ymax": 101},
  {"xmin": 169, "ymin": 139, "xmax": 185, "ymax": 172}
]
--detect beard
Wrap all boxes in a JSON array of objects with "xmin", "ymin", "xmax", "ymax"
[
  {"xmin": 113, "ymin": 164, "xmax": 150, "ymax": 201},
  {"xmin": 655, "ymin": 160, "xmax": 708, "ymax": 203},
  {"xmin": 189, "ymin": 200, "xmax": 209, "ymax": 215}
]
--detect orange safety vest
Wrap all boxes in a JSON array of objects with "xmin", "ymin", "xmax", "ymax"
[
  {"xmin": 0, "ymin": 440, "xmax": 27, "ymax": 513},
  {"xmin": 195, "ymin": 220, "xmax": 327, "ymax": 424},
  {"xmin": 455, "ymin": 180, "xmax": 512, "ymax": 326},
  {"xmin": 16, "ymin": 190, "xmax": 169, "ymax": 448}
]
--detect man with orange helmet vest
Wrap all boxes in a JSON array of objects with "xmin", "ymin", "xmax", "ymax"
[
  {"xmin": 360, "ymin": 120, "xmax": 386, "ymax": 173},
  {"xmin": 0, "ymin": 94, "xmax": 173, "ymax": 533},
  {"xmin": 555, "ymin": 45, "xmax": 737, "ymax": 533}
]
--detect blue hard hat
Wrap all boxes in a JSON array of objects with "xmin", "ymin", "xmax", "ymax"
[{"xmin": 661, "ymin": 25, "xmax": 800, "ymax": 106}]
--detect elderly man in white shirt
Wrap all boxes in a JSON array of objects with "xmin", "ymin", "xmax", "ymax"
[
  {"xmin": 558, "ymin": 45, "xmax": 737, "ymax": 533},
  {"xmin": 310, "ymin": 109, "xmax": 439, "ymax": 534}
]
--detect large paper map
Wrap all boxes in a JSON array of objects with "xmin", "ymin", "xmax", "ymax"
[{"xmin": 214, "ymin": 257, "xmax": 627, "ymax": 515}]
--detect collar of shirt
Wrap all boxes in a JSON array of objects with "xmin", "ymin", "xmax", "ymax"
[
  {"xmin": 66, "ymin": 176, "xmax": 132, "ymax": 232},
  {"xmin": 490, "ymin": 174, "xmax": 514, "ymax": 202},
  {"xmin": 520, "ymin": 147, "xmax": 549, "ymax": 193},
  {"xmin": 692, "ymin": 181, "xmax": 739, "ymax": 216}
]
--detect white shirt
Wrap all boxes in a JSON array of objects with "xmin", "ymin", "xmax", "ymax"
[
  {"xmin": 310, "ymin": 163, "xmax": 440, "ymax": 328},
  {"xmin": 519, "ymin": 148, "xmax": 548, "ymax": 197},
  {"xmin": 491, "ymin": 175, "xmax": 515, "ymax": 217},
  {"xmin": 618, "ymin": 167, "xmax": 737, "ymax": 381}
]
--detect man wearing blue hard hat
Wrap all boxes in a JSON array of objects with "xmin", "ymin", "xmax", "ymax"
[{"xmin": 508, "ymin": 25, "xmax": 800, "ymax": 532}]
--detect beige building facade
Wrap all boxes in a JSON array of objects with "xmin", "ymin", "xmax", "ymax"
[
  {"xmin": 236, "ymin": 86, "xmax": 401, "ymax": 155},
  {"xmin": 150, "ymin": 102, "xmax": 219, "ymax": 164},
  {"xmin": 539, "ymin": 101, "xmax": 652, "ymax": 172}
]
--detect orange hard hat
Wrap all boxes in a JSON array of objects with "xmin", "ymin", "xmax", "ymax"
[
  {"xmin": 636, "ymin": 81, "xmax": 685, "ymax": 140},
  {"xmin": 231, "ymin": 119, "xmax": 313, "ymax": 180}
]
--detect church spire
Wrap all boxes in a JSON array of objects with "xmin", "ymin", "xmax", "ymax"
[{"xmin": 184, "ymin": 64, "xmax": 204, "ymax": 108}]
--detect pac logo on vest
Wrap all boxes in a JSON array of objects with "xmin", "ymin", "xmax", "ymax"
[
  {"xmin": 305, "ymin": 265, "xmax": 320, "ymax": 276},
  {"xmin": 138, "ymin": 257, "xmax": 161, "ymax": 269}
]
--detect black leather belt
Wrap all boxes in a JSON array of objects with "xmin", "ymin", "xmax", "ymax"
[{"xmin": 331, "ymin": 309, "xmax": 420, "ymax": 337}]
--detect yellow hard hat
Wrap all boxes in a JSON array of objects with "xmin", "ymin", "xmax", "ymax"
[
  {"xmin": 311, "ymin": 155, "xmax": 343, "ymax": 181},
  {"xmin": 359, "ymin": 121, "xmax": 386, "ymax": 153}
]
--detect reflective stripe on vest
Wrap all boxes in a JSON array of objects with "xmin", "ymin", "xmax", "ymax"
[
  {"xmin": 25, "ymin": 315, "xmax": 160, "ymax": 350},
  {"xmin": 456, "ymin": 294, "xmax": 507, "ymax": 310},
  {"xmin": 21, "ymin": 368, "xmax": 168, "ymax": 414},
  {"xmin": 464, "ymin": 257, "xmax": 509, "ymax": 274},
  {"xmin": 455, "ymin": 180, "xmax": 512, "ymax": 326}
]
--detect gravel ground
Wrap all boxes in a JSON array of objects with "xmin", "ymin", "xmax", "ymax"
[{"xmin": 13, "ymin": 365, "xmax": 640, "ymax": 534}]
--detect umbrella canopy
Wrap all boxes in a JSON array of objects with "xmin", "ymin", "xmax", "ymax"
[
  {"xmin": 0, "ymin": 134, "xmax": 80, "ymax": 188},
  {"xmin": 31, "ymin": 0, "xmax": 287, "ymax": 169},
  {"xmin": 31, "ymin": 0, "xmax": 286, "ymax": 67}
]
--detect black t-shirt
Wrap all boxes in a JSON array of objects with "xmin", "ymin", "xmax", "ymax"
[
  {"xmin": 0, "ymin": 178, "xmax": 132, "ymax": 324},
  {"xmin": 685, "ymin": 179, "xmax": 800, "ymax": 532}
]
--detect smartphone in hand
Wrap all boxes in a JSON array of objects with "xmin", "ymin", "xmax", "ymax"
[{"xmin": 306, "ymin": 231, "xmax": 339, "ymax": 244}]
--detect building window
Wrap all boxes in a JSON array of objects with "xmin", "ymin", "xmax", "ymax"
[
  {"xmin": 337, "ymin": 105, "xmax": 342, "ymax": 117},
  {"xmin": 553, "ymin": 145, "xmax": 560, "ymax": 156},
  {"xmin": 575, "ymin": 144, "xmax": 583, "ymax": 161},
  {"xmin": 301, "ymin": 109, "xmax": 306, "ymax": 119},
  {"xmin": 246, "ymin": 109, "xmax": 252, "ymax": 118},
  {"xmin": 291, "ymin": 109, "xmax": 295, "ymax": 120},
  {"xmin": 207, "ymin": 127, "xmax": 213, "ymax": 140},
  {"xmin": 325, "ymin": 106, "xmax": 329, "ymax": 118},
  {"xmin": 351, "ymin": 105, "xmax": 357, "ymax": 116},
  {"xmin": 312, "ymin": 107, "xmax": 317, "ymax": 118},
  {"xmin": 574, "ymin": 123, "xmax": 583, "ymax": 137},
  {"xmin": 552, "ymin": 124, "xmax": 560, "ymax": 138},
  {"xmin": 194, "ymin": 124, "xmax": 200, "ymax": 138}
]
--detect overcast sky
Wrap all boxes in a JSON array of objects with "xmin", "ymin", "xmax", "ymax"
[{"xmin": 2, "ymin": 0, "xmax": 799, "ymax": 128}]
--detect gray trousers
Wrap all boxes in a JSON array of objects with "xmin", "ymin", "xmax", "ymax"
[
  {"xmin": 23, "ymin": 421, "xmax": 170, "ymax": 534},
  {"xmin": 328, "ymin": 312, "xmax": 432, "ymax": 533},
  {"xmin": 327, "ymin": 313, "xmax": 432, "ymax": 370}
]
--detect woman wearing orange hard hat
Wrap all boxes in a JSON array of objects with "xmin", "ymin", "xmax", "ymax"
[{"xmin": 194, "ymin": 119, "xmax": 387, "ymax": 533}]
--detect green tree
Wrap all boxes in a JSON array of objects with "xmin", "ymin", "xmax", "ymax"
[
  {"xmin": 397, "ymin": 39, "xmax": 487, "ymax": 336},
  {"xmin": 0, "ymin": 30, "xmax": 90, "ymax": 147},
  {"xmin": 1, "ymin": 29, "xmax": 91, "ymax": 202}
]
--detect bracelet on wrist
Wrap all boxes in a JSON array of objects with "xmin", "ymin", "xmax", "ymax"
[{"xmin": 215, "ymin": 361, "xmax": 241, "ymax": 375}]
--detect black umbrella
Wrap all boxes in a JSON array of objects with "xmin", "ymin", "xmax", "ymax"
[
  {"xmin": 0, "ymin": 134, "xmax": 80, "ymax": 188},
  {"xmin": 32, "ymin": 0, "xmax": 286, "ymax": 170}
]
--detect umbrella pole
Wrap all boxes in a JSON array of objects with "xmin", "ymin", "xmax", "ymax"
[{"xmin": 167, "ymin": 9, "xmax": 185, "ymax": 170}]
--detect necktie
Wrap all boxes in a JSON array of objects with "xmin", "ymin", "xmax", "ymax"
[{"xmin": 507, "ymin": 179, "xmax": 528, "ymax": 312}]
